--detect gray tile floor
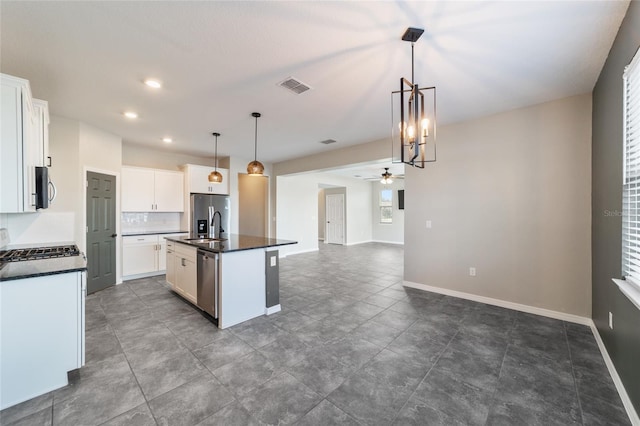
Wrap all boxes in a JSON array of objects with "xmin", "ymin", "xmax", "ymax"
[{"xmin": 1, "ymin": 243, "xmax": 631, "ymax": 425}]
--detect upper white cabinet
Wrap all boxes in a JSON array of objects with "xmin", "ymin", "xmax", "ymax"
[
  {"xmin": 32, "ymin": 99, "xmax": 50, "ymax": 168},
  {"xmin": 181, "ymin": 164, "xmax": 229, "ymax": 195},
  {"xmin": 121, "ymin": 166, "xmax": 184, "ymax": 212},
  {"xmin": 1, "ymin": 74, "xmax": 42, "ymax": 213}
]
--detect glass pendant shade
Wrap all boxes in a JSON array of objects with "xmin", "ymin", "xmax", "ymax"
[
  {"xmin": 210, "ymin": 132, "xmax": 223, "ymax": 183},
  {"xmin": 247, "ymin": 160, "xmax": 265, "ymax": 176},
  {"xmin": 208, "ymin": 170, "xmax": 223, "ymax": 182},
  {"xmin": 247, "ymin": 112, "xmax": 264, "ymax": 176}
]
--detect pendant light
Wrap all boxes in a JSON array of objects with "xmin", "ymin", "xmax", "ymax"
[
  {"xmin": 392, "ymin": 27, "xmax": 437, "ymax": 168},
  {"xmin": 208, "ymin": 132, "xmax": 223, "ymax": 183},
  {"xmin": 247, "ymin": 112, "xmax": 265, "ymax": 175},
  {"xmin": 380, "ymin": 168, "xmax": 393, "ymax": 184}
]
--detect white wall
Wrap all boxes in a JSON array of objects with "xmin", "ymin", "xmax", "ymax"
[
  {"xmin": 122, "ymin": 143, "xmax": 216, "ymax": 171},
  {"xmin": 78, "ymin": 121, "xmax": 122, "ymax": 255},
  {"xmin": 2, "ymin": 116, "xmax": 81, "ymax": 245},
  {"xmin": 404, "ymin": 94, "xmax": 592, "ymax": 317},
  {"xmin": 372, "ymin": 179, "xmax": 404, "ymax": 244},
  {"xmin": 276, "ymin": 172, "xmax": 372, "ymax": 256}
]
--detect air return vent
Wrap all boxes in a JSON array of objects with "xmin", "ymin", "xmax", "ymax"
[
  {"xmin": 320, "ymin": 139, "xmax": 337, "ymax": 145},
  {"xmin": 278, "ymin": 77, "xmax": 312, "ymax": 94}
]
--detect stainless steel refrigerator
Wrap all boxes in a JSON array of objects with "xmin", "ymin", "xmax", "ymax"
[{"xmin": 190, "ymin": 194, "xmax": 230, "ymax": 238}]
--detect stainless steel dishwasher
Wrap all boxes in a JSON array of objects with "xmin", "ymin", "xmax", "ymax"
[{"xmin": 196, "ymin": 250, "xmax": 219, "ymax": 319}]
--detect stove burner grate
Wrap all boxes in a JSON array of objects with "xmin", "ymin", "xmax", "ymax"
[{"xmin": 0, "ymin": 245, "xmax": 80, "ymax": 262}]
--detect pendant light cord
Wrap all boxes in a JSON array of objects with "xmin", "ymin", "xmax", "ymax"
[
  {"xmin": 254, "ymin": 115, "xmax": 258, "ymax": 161},
  {"xmin": 214, "ymin": 135, "xmax": 218, "ymax": 171},
  {"xmin": 411, "ymin": 42, "xmax": 415, "ymax": 85}
]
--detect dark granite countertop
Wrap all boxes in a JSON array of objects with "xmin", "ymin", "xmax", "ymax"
[
  {"xmin": 0, "ymin": 253, "xmax": 87, "ymax": 281},
  {"xmin": 122, "ymin": 231, "xmax": 188, "ymax": 237},
  {"xmin": 165, "ymin": 234, "xmax": 297, "ymax": 253}
]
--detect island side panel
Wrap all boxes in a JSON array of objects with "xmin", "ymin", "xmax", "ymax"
[{"xmin": 218, "ymin": 249, "xmax": 266, "ymax": 329}]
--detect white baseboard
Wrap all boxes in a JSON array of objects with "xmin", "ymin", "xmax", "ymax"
[
  {"xmin": 279, "ymin": 247, "xmax": 319, "ymax": 258},
  {"xmin": 265, "ymin": 304, "xmax": 281, "ymax": 315},
  {"xmin": 402, "ymin": 281, "xmax": 591, "ymax": 325},
  {"xmin": 345, "ymin": 240, "xmax": 373, "ymax": 246},
  {"xmin": 122, "ymin": 270, "xmax": 165, "ymax": 281},
  {"xmin": 371, "ymin": 240, "xmax": 404, "ymax": 245},
  {"xmin": 590, "ymin": 322, "xmax": 640, "ymax": 426}
]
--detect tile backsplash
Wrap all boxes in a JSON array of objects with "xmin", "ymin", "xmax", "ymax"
[{"xmin": 121, "ymin": 212, "xmax": 182, "ymax": 234}]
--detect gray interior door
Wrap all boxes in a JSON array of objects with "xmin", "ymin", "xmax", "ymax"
[{"xmin": 86, "ymin": 171, "xmax": 116, "ymax": 294}]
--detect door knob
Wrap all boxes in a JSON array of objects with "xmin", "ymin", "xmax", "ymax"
[{"xmin": 111, "ymin": 234, "xmax": 118, "ymax": 238}]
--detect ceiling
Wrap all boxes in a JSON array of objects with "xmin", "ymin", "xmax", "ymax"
[{"xmin": 0, "ymin": 1, "xmax": 629, "ymax": 164}]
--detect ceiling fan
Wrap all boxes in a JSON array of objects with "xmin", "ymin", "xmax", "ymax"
[{"xmin": 363, "ymin": 168, "xmax": 404, "ymax": 183}]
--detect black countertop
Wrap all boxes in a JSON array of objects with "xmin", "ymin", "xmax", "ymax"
[
  {"xmin": 165, "ymin": 234, "xmax": 297, "ymax": 253},
  {"xmin": 0, "ymin": 241, "xmax": 87, "ymax": 281}
]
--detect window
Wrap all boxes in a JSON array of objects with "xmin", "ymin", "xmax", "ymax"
[
  {"xmin": 622, "ymin": 47, "xmax": 640, "ymax": 288},
  {"xmin": 380, "ymin": 189, "xmax": 393, "ymax": 223}
]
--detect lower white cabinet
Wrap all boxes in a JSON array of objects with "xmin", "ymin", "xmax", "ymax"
[
  {"xmin": 172, "ymin": 242, "xmax": 197, "ymax": 304},
  {"xmin": 1, "ymin": 271, "xmax": 85, "ymax": 409},
  {"xmin": 122, "ymin": 233, "xmax": 186, "ymax": 278},
  {"xmin": 166, "ymin": 241, "xmax": 177, "ymax": 287}
]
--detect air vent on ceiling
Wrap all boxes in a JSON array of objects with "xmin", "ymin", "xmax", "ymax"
[
  {"xmin": 278, "ymin": 77, "xmax": 312, "ymax": 94},
  {"xmin": 320, "ymin": 139, "xmax": 337, "ymax": 145}
]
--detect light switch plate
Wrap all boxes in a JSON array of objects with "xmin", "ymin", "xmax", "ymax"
[{"xmin": 270, "ymin": 256, "xmax": 277, "ymax": 267}]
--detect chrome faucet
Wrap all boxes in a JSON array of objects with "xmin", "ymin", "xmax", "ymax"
[{"xmin": 211, "ymin": 211, "xmax": 224, "ymax": 239}]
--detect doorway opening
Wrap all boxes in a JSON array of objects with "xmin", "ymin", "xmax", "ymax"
[
  {"xmin": 239, "ymin": 173, "xmax": 268, "ymax": 237},
  {"xmin": 323, "ymin": 186, "xmax": 346, "ymax": 245}
]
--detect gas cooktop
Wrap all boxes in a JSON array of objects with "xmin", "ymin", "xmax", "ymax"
[{"xmin": 0, "ymin": 245, "xmax": 80, "ymax": 263}]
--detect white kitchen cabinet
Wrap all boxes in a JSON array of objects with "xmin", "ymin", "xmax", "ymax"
[
  {"xmin": 122, "ymin": 235, "xmax": 158, "ymax": 276},
  {"xmin": 32, "ymin": 99, "xmax": 50, "ymax": 167},
  {"xmin": 1, "ymin": 73, "xmax": 38, "ymax": 213},
  {"xmin": 122, "ymin": 233, "xmax": 186, "ymax": 278},
  {"xmin": 181, "ymin": 164, "xmax": 229, "ymax": 195},
  {"xmin": 166, "ymin": 241, "xmax": 176, "ymax": 287},
  {"xmin": 173, "ymin": 242, "xmax": 197, "ymax": 304},
  {"xmin": 121, "ymin": 166, "xmax": 184, "ymax": 212},
  {"xmin": 1, "ymin": 271, "xmax": 85, "ymax": 409}
]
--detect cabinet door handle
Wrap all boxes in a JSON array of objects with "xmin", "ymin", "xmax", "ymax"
[
  {"xmin": 47, "ymin": 156, "xmax": 52, "ymax": 167},
  {"xmin": 181, "ymin": 258, "xmax": 186, "ymax": 267}
]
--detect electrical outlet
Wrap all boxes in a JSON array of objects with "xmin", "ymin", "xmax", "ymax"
[
  {"xmin": 426, "ymin": 220, "xmax": 432, "ymax": 229},
  {"xmin": 609, "ymin": 312, "xmax": 614, "ymax": 329},
  {"xmin": 469, "ymin": 267, "xmax": 476, "ymax": 276},
  {"xmin": 270, "ymin": 256, "xmax": 277, "ymax": 267}
]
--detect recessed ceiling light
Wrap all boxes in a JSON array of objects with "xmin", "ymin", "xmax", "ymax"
[
  {"xmin": 144, "ymin": 79, "xmax": 162, "ymax": 89},
  {"xmin": 162, "ymin": 137, "xmax": 172, "ymax": 143},
  {"xmin": 124, "ymin": 111, "xmax": 138, "ymax": 119}
]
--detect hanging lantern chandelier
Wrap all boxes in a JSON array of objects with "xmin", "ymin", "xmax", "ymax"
[{"xmin": 392, "ymin": 27, "xmax": 437, "ymax": 168}]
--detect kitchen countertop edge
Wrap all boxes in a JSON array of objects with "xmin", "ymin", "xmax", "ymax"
[
  {"xmin": 122, "ymin": 231, "xmax": 188, "ymax": 237},
  {"xmin": 1, "ymin": 265, "xmax": 88, "ymax": 281},
  {"xmin": 166, "ymin": 234, "xmax": 297, "ymax": 253}
]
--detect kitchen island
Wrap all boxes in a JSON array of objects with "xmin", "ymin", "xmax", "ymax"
[{"xmin": 164, "ymin": 234, "xmax": 296, "ymax": 328}]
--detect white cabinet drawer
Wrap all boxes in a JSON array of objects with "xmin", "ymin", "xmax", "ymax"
[
  {"xmin": 123, "ymin": 235, "xmax": 158, "ymax": 246},
  {"xmin": 174, "ymin": 242, "xmax": 197, "ymax": 262}
]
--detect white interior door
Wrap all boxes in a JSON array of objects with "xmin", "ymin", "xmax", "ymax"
[{"xmin": 326, "ymin": 193, "xmax": 345, "ymax": 245}]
